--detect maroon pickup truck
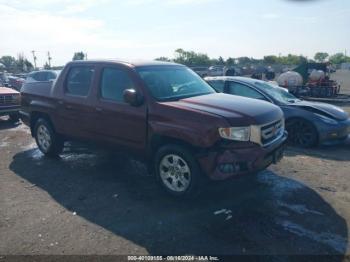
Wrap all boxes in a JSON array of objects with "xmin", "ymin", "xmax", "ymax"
[{"xmin": 20, "ymin": 60, "xmax": 287, "ymax": 196}]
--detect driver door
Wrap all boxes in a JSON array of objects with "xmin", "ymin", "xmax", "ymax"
[
  {"xmin": 227, "ymin": 82, "xmax": 268, "ymax": 101},
  {"xmin": 92, "ymin": 66, "xmax": 147, "ymax": 153}
]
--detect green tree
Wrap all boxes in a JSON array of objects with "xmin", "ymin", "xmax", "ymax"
[
  {"xmin": 236, "ymin": 57, "xmax": 251, "ymax": 66},
  {"xmin": 277, "ymin": 54, "xmax": 307, "ymax": 65},
  {"xmin": 314, "ymin": 52, "xmax": 329, "ymax": 62},
  {"xmin": 0, "ymin": 56, "xmax": 16, "ymax": 71},
  {"xmin": 174, "ymin": 48, "xmax": 211, "ymax": 66},
  {"xmin": 43, "ymin": 62, "xmax": 51, "ymax": 69},
  {"xmin": 218, "ymin": 56, "xmax": 225, "ymax": 65},
  {"xmin": 263, "ymin": 55, "xmax": 278, "ymax": 65},
  {"xmin": 72, "ymin": 52, "xmax": 85, "ymax": 61},
  {"xmin": 16, "ymin": 53, "xmax": 33, "ymax": 72},
  {"xmin": 329, "ymin": 53, "xmax": 350, "ymax": 64},
  {"xmin": 155, "ymin": 57, "xmax": 171, "ymax": 62},
  {"xmin": 226, "ymin": 57, "xmax": 235, "ymax": 66}
]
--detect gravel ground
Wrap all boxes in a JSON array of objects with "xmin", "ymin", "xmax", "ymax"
[
  {"xmin": 332, "ymin": 70, "xmax": 350, "ymax": 95},
  {"xmin": 0, "ymin": 71, "xmax": 350, "ymax": 258}
]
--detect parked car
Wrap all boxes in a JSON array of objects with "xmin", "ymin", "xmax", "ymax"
[
  {"xmin": 208, "ymin": 65, "xmax": 225, "ymax": 76},
  {"xmin": 0, "ymin": 86, "xmax": 21, "ymax": 122},
  {"xmin": 205, "ymin": 76, "xmax": 350, "ymax": 147},
  {"xmin": 8, "ymin": 76, "xmax": 26, "ymax": 91},
  {"xmin": 20, "ymin": 60, "xmax": 287, "ymax": 196},
  {"xmin": 25, "ymin": 70, "xmax": 61, "ymax": 83},
  {"xmin": 190, "ymin": 66, "xmax": 208, "ymax": 78}
]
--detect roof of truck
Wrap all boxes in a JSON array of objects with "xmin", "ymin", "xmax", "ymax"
[{"xmin": 68, "ymin": 59, "xmax": 183, "ymax": 67}]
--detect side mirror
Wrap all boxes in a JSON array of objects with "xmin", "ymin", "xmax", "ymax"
[{"xmin": 123, "ymin": 89, "xmax": 144, "ymax": 106}]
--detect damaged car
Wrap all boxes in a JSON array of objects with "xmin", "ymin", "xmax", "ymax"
[{"xmin": 205, "ymin": 76, "xmax": 350, "ymax": 147}]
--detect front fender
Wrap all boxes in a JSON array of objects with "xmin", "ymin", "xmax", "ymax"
[{"xmin": 149, "ymin": 121, "xmax": 219, "ymax": 148}]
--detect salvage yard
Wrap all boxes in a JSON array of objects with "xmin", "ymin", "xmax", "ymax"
[{"xmin": 1, "ymin": 72, "xmax": 350, "ymax": 256}]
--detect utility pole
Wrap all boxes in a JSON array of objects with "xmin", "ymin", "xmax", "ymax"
[
  {"xmin": 47, "ymin": 51, "xmax": 52, "ymax": 68},
  {"xmin": 31, "ymin": 50, "xmax": 37, "ymax": 69}
]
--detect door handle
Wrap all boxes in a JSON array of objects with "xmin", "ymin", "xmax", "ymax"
[{"xmin": 95, "ymin": 107, "xmax": 103, "ymax": 112}]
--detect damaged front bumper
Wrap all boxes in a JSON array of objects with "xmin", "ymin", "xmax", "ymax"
[{"xmin": 197, "ymin": 131, "xmax": 288, "ymax": 180}]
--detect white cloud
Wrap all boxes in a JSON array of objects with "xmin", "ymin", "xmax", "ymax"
[
  {"xmin": 0, "ymin": 4, "xmax": 105, "ymax": 65},
  {"xmin": 0, "ymin": 0, "xmax": 110, "ymax": 15},
  {"xmin": 261, "ymin": 13, "xmax": 280, "ymax": 19},
  {"xmin": 0, "ymin": 3, "xmax": 188, "ymax": 66},
  {"xmin": 126, "ymin": 0, "xmax": 219, "ymax": 6}
]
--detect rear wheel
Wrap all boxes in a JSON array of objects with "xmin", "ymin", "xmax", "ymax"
[
  {"xmin": 154, "ymin": 144, "xmax": 203, "ymax": 197},
  {"xmin": 286, "ymin": 119, "xmax": 318, "ymax": 148},
  {"xmin": 34, "ymin": 118, "xmax": 64, "ymax": 157}
]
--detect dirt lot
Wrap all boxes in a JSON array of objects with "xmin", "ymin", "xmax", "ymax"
[{"xmin": 1, "ymin": 71, "xmax": 350, "ymax": 257}]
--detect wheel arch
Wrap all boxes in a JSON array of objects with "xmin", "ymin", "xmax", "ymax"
[
  {"xmin": 30, "ymin": 111, "xmax": 53, "ymax": 136},
  {"xmin": 149, "ymin": 134, "xmax": 198, "ymax": 157}
]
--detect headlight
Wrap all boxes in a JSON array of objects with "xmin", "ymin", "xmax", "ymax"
[
  {"xmin": 218, "ymin": 126, "xmax": 251, "ymax": 141},
  {"xmin": 315, "ymin": 113, "xmax": 338, "ymax": 125}
]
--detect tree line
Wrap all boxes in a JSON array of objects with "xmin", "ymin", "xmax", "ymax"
[
  {"xmin": 0, "ymin": 54, "xmax": 34, "ymax": 73},
  {"xmin": 2, "ymin": 50, "xmax": 349, "ymax": 73},
  {"xmin": 156, "ymin": 49, "xmax": 350, "ymax": 67}
]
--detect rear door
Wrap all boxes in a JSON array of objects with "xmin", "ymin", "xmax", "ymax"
[
  {"xmin": 93, "ymin": 66, "xmax": 147, "ymax": 153},
  {"xmin": 58, "ymin": 65, "xmax": 96, "ymax": 139}
]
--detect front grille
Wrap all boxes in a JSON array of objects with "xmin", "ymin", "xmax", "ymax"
[
  {"xmin": 0, "ymin": 95, "xmax": 15, "ymax": 105},
  {"xmin": 261, "ymin": 119, "xmax": 284, "ymax": 145}
]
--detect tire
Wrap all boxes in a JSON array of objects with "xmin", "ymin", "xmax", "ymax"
[
  {"xmin": 286, "ymin": 119, "xmax": 318, "ymax": 148},
  {"xmin": 154, "ymin": 144, "xmax": 203, "ymax": 197},
  {"xmin": 9, "ymin": 113, "xmax": 20, "ymax": 122},
  {"xmin": 34, "ymin": 118, "xmax": 64, "ymax": 157}
]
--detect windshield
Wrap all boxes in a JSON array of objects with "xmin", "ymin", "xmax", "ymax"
[
  {"xmin": 136, "ymin": 66, "xmax": 215, "ymax": 101},
  {"xmin": 255, "ymin": 81, "xmax": 300, "ymax": 104}
]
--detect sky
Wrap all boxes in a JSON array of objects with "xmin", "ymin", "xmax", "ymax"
[{"xmin": 0, "ymin": 0, "xmax": 349, "ymax": 67}]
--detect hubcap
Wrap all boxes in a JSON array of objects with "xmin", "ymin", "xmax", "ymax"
[
  {"xmin": 288, "ymin": 121, "xmax": 315, "ymax": 147},
  {"xmin": 159, "ymin": 154, "xmax": 191, "ymax": 192},
  {"xmin": 37, "ymin": 125, "xmax": 51, "ymax": 152}
]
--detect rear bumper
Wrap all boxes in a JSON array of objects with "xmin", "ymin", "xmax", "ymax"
[
  {"xmin": 197, "ymin": 131, "xmax": 288, "ymax": 180},
  {"xmin": 0, "ymin": 105, "xmax": 20, "ymax": 116},
  {"xmin": 318, "ymin": 119, "xmax": 350, "ymax": 145}
]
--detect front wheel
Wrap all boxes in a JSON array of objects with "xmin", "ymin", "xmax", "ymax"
[
  {"xmin": 154, "ymin": 144, "xmax": 203, "ymax": 197},
  {"xmin": 34, "ymin": 118, "xmax": 64, "ymax": 157},
  {"xmin": 286, "ymin": 119, "xmax": 318, "ymax": 148}
]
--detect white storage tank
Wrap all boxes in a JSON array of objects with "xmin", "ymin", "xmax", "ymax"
[
  {"xmin": 277, "ymin": 71, "xmax": 303, "ymax": 87},
  {"xmin": 309, "ymin": 70, "xmax": 325, "ymax": 81}
]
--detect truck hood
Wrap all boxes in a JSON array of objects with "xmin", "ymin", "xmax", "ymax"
[
  {"xmin": 290, "ymin": 100, "xmax": 349, "ymax": 121},
  {"xmin": 0, "ymin": 86, "xmax": 19, "ymax": 95},
  {"xmin": 172, "ymin": 93, "xmax": 283, "ymax": 126}
]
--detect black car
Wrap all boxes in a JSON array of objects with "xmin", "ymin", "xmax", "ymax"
[{"xmin": 205, "ymin": 76, "xmax": 350, "ymax": 147}]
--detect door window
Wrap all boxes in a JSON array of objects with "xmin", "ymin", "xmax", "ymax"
[
  {"xmin": 207, "ymin": 80, "xmax": 225, "ymax": 92},
  {"xmin": 100, "ymin": 68, "xmax": 134, "ymax": 102},
  {"xmin": 228, "ymin": 82, "xmax": 266, "ymax": 100},
  {"xmin": 66, "ymin": 66, "xmax": 94, "ymax": 96}
]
